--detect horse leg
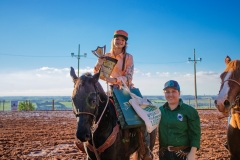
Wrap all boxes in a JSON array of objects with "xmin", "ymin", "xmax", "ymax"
[
  {"xmin": 130, "ymin": 151, "xmax": 139, "ymax": 160},
  {"xmin": 228, "ymin": 125, "xmax": 240, "ymax": 160},
  {"xmin": 149, "ymin": 128, "xmax": 157, "ymax": 151}
]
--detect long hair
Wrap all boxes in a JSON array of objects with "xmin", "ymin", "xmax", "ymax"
[{"xmin": 110, "ymin": 38, "xmax": 128, "ymax": 54}]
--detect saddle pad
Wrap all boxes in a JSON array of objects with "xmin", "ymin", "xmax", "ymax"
[{"xmin": 112, "ymin": 87, "xmax": 144, "ymax": 129}]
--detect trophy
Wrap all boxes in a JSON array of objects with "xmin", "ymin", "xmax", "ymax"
[
  {"xmin": 92, "ymin": 45, "xmax": 118, "ymax": 80},
  {"xmin": 91, "ymin": 45, "xmax": 106, "ymax": 58}
]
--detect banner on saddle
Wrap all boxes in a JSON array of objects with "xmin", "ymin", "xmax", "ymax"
[
  {"xmin": 112, "ymin": 87, "xmax": 145, "ymax": 129},
  {"xmin": 120, "ymin": 78, "xmax": 161, "ymax": 133}
]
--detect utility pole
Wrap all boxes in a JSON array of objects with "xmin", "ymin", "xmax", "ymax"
[
  {"xmin": 71, "ymin": 44, "xmax": 87, "ymax": 77},
  {"xmin": 188, "ymin": 49, "xmax": 202, "ymax": 108}
]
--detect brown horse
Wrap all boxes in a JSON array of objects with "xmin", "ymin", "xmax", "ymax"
[{"xmin": 214, "ymin": 58, "xmax": 240, "ymax": 160}]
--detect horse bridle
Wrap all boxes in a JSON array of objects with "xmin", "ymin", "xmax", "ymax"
[
  {"xmin": 72, "ymin": 83, "xmax": 109, "ymax": 132},
  {"xmin": 223, "ymin": 79, "xmax": 240, "ymax": 87},
  {"xmin": 222, "ymin": 79, "xmax": 240, "ymax": 108},
  {"xmin": 72, "ymin": 84, "xmax": 98, "ymax": 120}
]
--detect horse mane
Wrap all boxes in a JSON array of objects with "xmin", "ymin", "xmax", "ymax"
[
  {"xmin": 73, "ymin": 72, "xmax": 93, "ymax": 95},
  {"xmin": 73, "ymin": 72, "xmax": 107, "ymax": 99},
  {"xmin": 220, "ymin": 60, "xmax": 240, "ymax": 80}
]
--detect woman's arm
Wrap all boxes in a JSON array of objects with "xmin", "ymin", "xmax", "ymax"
[
  {"xmin": 116, "ymin": 54, "xmax": 134, "ymax": 87},
  {"xmin": 93, "ymin": 58, "xmax": 105, "ymax": 74},
  {"xmin": 186, "ymin": 107, "xmax": 201, "ymax": 160}
]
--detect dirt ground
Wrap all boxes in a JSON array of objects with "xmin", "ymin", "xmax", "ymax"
[{"xmin": 0, "ymin": 110, "xmax": 230, "ymax": 160}]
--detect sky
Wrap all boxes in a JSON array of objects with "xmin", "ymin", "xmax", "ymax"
[{"xmin": 0, "ymin": 0, "xmax": 240, "ymax": 96}]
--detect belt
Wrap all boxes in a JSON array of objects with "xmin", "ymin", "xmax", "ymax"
[
  {"xmin": 166, "ymin": 146, "xmax": 189, "ymax": 152},
  {"xmin": 159, "ymin": 146, "xmax": 190, "ymax": 158}
]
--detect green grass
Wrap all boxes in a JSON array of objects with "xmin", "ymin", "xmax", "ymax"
[
  {"xmin": 0, "ymin": 101, "xmax": 11, "ymax": 111},
  {"xmin": 59, "ymin": 102, "xmax": 72, "ymax": 109},
  {"xmin": 0, "ymin": 101, "xmax": 43, "ymax": 111}
]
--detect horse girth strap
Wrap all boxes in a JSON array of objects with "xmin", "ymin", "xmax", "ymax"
[{"xmin": 86, "ymin": 124, "xmax": 120, "ymax": 153}]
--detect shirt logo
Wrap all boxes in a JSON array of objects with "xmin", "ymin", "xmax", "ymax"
[{"xmin": 177, "ymin": 113, "xmax": 183, "ymax": 121}]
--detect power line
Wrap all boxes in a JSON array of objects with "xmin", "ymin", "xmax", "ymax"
[
  {"xmin": 0, "ymin": 53, "xmax": 188, "ymax": 64},
  {"xmin": 136, "ymin": 61, "xmax": 187, "ymax": 64},
  {"xmin": 0, "ymin": 53, "xmax": 69, "ymax": 57}
]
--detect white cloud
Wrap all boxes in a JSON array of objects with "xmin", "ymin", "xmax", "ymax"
[
  {"xmin": 156, "ymin": 72, "xmax": 170, "ymax": 77},
  {"xmin": 0, "ymin": 67, "xmax": 222, "ymax": 96},
  {"xmin": 0, "ymin": 67, "xmax": 79, "ymax": 96},
  {"xmin": 37, "ymin": 67, "xmax": 62, "ymax": 73},
  {"xmin": 197, "ymin": 71, "xmax": 219, "ymax": 76},
  {"xmin": 141, "ymin": 72, "xmax": 151, "ymax": 77},
  {"xmin": 134, "ymin": 68, "xmax": 140, "ymax": 73}
]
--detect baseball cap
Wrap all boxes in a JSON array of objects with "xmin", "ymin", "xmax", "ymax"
[
  {"xmin": 114, "ymin": 30, "xmax": 128, "ymax": 41},
  {"xmin": 163, "ymin": 80, "xmax": 180, "ymax": 91}
]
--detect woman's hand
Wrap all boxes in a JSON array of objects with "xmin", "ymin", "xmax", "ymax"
[
  {"xmin": 186, "ymin": 147, "xmax": 197, "ymax": 160},
  {"xmin": 97, "ymin": 57, "xmax": 106, "ymax": 66},
  {"xmin": 105, "ymin": 77, "xmax": 117, "ymax": 83}
]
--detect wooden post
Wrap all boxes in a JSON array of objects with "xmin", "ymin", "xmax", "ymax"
[
  {"xmin": 3, "ymin": 100, "xmax": 5, "ymax": 111},
  {"xmin": 52, "ymin": 100, "xmax": 54, "ymax": 111},
  {"xmin": 209, "ymin": 98, "xmax": 211, "ymax": 109}
]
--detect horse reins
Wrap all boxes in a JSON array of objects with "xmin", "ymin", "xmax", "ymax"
[{"xmin": 90, "ymin": 84, "xmax": 109, "ymax": 160}]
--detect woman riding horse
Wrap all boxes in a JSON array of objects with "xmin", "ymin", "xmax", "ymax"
[{"xmin": 73, "ymin": 30, "xmax": 156, "ymax": 160}]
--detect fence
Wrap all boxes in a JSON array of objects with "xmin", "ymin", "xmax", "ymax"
[
  {"xmin": 148, "ymin": 98, "xmax": 216, "ymax": 109},
  {"xmin": 184, "ymin": 98, "xmax": 215, "ymax": 109},
  {"xmin": 0, "ymin": 100, "xmax": 73, "ymax": 111},
  {"xmin": 0, "ymin": 97, "xmax": 216, "ymax": 111}
]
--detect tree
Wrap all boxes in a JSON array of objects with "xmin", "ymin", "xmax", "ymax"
[{"xmin": 18, "ymin": 100, "xmax": 35, "ymax": 111}]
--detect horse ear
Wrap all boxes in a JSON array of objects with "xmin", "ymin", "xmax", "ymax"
[
  {"xmin": 70, "ymin": 67, "xmax": 78, "ymax": 83},
  {"xmin": 92, "ymin": 72, "xmax": 100, "ymax": 84},
  {"xmin": 225, "ymin": 55, "xmax": 231, "ymax": 65}
]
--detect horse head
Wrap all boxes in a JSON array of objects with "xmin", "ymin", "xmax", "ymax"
[
  {"xmin": 70, "ymin": 67, "xmax": 107, "ymax": 142},
  {"xmin": 215, "ymin": 59, "xmax": 240, "ymax": 116}
]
